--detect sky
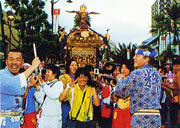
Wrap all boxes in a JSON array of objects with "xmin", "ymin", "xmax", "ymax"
[{"xmin": 1, "ymin": 0, "xmax": 156, "ymax": 45}]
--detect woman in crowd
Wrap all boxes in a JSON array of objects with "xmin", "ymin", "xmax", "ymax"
[
  {"xmin": 98, "ymin": 62, "xmax": 115, "ymax": 128},
  {"xmin": 59, "ymin": 59, "xmax": 78, "ymax": 128},
  {"xmin": 112, "ymin": 61, "xmax": 132, "ymax": 128},
  {"xmin": 112, "ymin": 65, "xmax": 121, "ymax": 78},
  {"xmin": 35, "ymin": 64, "xmax": 64, "ymax": 128}
]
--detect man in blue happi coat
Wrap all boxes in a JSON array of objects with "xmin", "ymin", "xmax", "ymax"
[
  {"xmin": 114, "ymin": 45, "xmax": 161, "ymax": 128},
  {"xmin": 0, "ymin": 49, "xmax": 41, "ymax": 128}
]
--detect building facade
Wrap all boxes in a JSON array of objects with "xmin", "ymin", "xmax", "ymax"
[{"xmin": 143, "ymin": 0, "xmax": 179, "ymax": 58}]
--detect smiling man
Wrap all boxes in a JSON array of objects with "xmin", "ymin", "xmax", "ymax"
[
  {"xmin": 0, "ymin": 49, "xmax": 40, "ymax": 128},
  {"xmin": 115, "ymin": 45, "xmax": 162, "ymax": 128}
]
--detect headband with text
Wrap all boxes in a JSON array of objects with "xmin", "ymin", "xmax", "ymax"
[{"xmin": 135, "ymin": 49, "xmax": 157, "ymax": 57}]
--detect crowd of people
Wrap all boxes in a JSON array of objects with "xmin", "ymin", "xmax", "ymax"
[{"xmin": 0, "ymin": 45, "xmax": 180, "ymax": 128}]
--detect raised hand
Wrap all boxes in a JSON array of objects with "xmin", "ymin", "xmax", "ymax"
[
  {"xmin": 36, "ymin": 75, "xmax": 44, "ymax": 86},
  {"xmin": 28, "ymin": 75, "xmax": 38, "ymax": 87},
  {"xmin": 116, "ymin": 74, "xmax": 125, "ymax": 81},
  {"xmin": 31, "ymin": 57, "xmax": 41, "ymax": 70}
]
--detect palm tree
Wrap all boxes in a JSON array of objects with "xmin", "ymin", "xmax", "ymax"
[
  {"xmin": 157, "ymin": 44, "xmax": 177, "ymax": 64},
  {"xmin": 111, "ymin": 42, "xmax": 137, "ymax": 66},
  {"xmin": 151, "ymin": 14, "xmax": 166, "ymax": 36},
  {"xmin": 150, "ymin": 14, "xmax": 170, "ymax": 49},
  {"xmin": 151, "ymin": 2, "xmax": 180, "ymax": 55},
  {"xmin": 166, "ymin": 2, "xmax": 180, "ymax": 50}
]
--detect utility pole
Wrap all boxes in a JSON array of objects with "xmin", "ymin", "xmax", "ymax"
[{"xmin": 51, "ymin": 0, "xmax": 55, "ymax": 34}]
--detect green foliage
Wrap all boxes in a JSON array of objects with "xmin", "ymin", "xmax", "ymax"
[
  {"xmin": 111, "ymin": 42, "xmax": 137, "ymax": 67},
  {"xmin": 4, "ymin": 0, "xmax": 61, "ymax": 64},
  {"xmin": 151, "ymin": 2, "xmax": 180, "ymax": 45},
  {"xmin": 166, "ymin": 2, "xmax": 180, "ymax": 45},
  {"xmin": 157, "ymin": 44, "xmax": 177, "ymax": 62},
  {"xmin": 151, "ymin": 14, "xmax": 171, "ymax": 35}
]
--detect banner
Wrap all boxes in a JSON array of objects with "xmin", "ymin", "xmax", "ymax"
[
  {"xmin": 53, "ymin": 9, "xmax": 60, "ymax": 34},
  {"xmin": 53, "ymin": 9, "xmax": 60, "ymax": 15},
  {"xmin": 161, "ymin": 37, "xmax": 166, "ymax": 40}
]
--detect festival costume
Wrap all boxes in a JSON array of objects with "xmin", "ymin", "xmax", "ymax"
[
  {"xmin": 35, "ymin": 79, "xmax": 63, "ymax": 128},
  {"xmin": 115, "ymin": 64, "xmax": 162, "ymax": 128},
  {"xmin": 66, "ymin": 84, "xmax": 95, "ymax": 128},
  {"xmin": 111, "ymin": 97, "xmax": 131, "ymax": 128},
  {"xmin": 59, "ymin": 73, "xmax": 74, "ymax": 128},
  {"xmin": 0, "ymin": 67, "xmax": 27, "ymax": 128}
]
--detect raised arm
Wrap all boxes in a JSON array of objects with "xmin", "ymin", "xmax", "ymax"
[
  {"xmin": 24, "ymin": 57, "xmax": 41, "ymax": 79},
  {"xmin": 92, "ymin": 87, "xmax": 100, "ymax": 106},
  {"xmin": 114, "ymin": 72, "xmax": 137, "ymax": 98},
  {"xmin": 59, "ymin": 86, "xmax": 70, "ymax": 102},
  {"xmin": 59, "ymin": 81, "xmax": 75, "ymax": 102},
  {"xmin": 0, "ymin": 57, "xmax": 40, "ymax": 95}
]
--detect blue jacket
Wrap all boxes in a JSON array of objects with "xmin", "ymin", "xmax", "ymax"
[
  {"xmin": 0, "ymin": 67, "xmax": 26, "ymax": 111},
  {"xmin": 115, "ymin": 64, "xmax": 162, "ymax": 114}
]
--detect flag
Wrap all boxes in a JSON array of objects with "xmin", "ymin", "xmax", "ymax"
[
  {"xmin": 53, "ymin": 9, "xmax": 60, "ymax": 15},
  {"xmin": 53, "ymin": 9, "xmax": 60, "ymax": 34}
]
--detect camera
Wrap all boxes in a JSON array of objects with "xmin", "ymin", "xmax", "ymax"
[
  {"xmin": 94, "ymin": 68, "xmax": 99, "ymax": 78},
  {"xmin": 88, "ymin": 80, "xmax": 98, "ymax": 88},
  {"xmin": 101, "ymin": 74, "xmax": 116, "ymax": 85}
]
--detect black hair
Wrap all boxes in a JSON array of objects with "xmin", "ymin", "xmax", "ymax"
[
  {"xmin": 75, "ymin": 67, "xmax": 90, "ymax": 80},
  {"xmin": 103, "ymin": 61, "xmax": 114, "ymax": 69},
  {"xmin": 75, "ymin": 67, "xmax": 93, "ymax": 86},
  {"xmin": 103, "ymin": 61, "xmax": 115, "ymax": 74},
  {"xmin": 84, "ymin": 65, "xmax": 94, "ymax": 72},
  {"xmin": 6, "ymin": 49, "xmax": 23, "ymax": 58},
  {"xmin": 46, "ymin": 64, "xmax": 60, "ymax": 79},
  {"xmin": 59, "ymin": 64, "xmax": 66, "ymax": 69},
  {"xmin": 137, "ymin": 45, "xmax": 155, "ymax": 66},
  {"xmin": 65, "ymin": 59, "xmax": 77, "ymax": 74},
  {"xmin": 172, "ymin": 58, "xmax": 180, "ymax": 65},
  {"xmin": 157, "ymin": 66, "xmax": 167, "ymax": 74},
  {"xmin": 121, "ymin": 60, "xmax": 133, "ymax": 72}
]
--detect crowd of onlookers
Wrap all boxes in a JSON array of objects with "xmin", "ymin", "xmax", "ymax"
[
  {"xmin": 157, "ymin": 60, "xmax": 180, "ymax": 127},
  {"xmin": 20, "ymin": 57, "xmax": 180, "ymax": 128},
  {"xmin": 21, "ymin": 59, "xmax": 134, "ymax": 128},
  {"xmin": 1, "ymin": 48, "xmax": 180, "ymax": 128}
]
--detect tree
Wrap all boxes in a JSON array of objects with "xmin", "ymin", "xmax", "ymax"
[
  {"xmin": 111, "ymin": 42, "xmax": 137, "ymax": 67},
  {"xmin": 150, "ymin": 14, "xmax": 171, "ymax": 47},
  {"xmin": 4, "ymin": 0, "xmax": 60, "ymax": 64},
  {"xmin": 151, "ymin": 2, "xmax": 180, "ymax": 55},
  {"xmin": 151, "ymin": 14, "xmax": 167, "ymax": 36},
  {"xmin": 157, "ymin": 44, "xmax": 177, "ymax": 64},
  {"xmin": 166, "ymin": 2, "xmax": 180, "ymax": 49}
]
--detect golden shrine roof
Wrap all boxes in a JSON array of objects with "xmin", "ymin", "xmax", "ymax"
[{"xmin": 66, "ymin": 29, "xmax": 104, "ymax": 47}]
